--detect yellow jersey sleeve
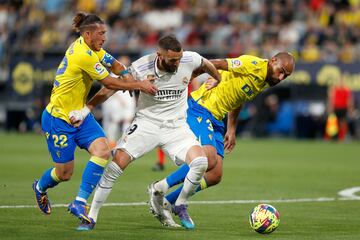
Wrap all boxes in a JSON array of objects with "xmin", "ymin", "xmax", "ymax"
[
  {"xmin": 226, "ymin": 55, "xmax": 264, "ymax": 74},
  {"xmin": 77, "ymin": 50, "xmax": 109, "ymax": 81}
]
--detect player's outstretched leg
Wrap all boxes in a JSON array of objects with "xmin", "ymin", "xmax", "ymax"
[{"xmin": 147, "ymin": 181, "xmax": 180, "ymax": 228}]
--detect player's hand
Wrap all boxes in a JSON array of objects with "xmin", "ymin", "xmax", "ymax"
[
  {"xmin": 139, "ymin": 78, "xmax": 158, "ymax": 95},
  {"xmin": 205, "ymin": 77, "xmax": 219, "ymax": 90},
  {"xmin": 68, "ymin": 106, "xmax": 90, "ymax": 127},
  {"xmin": 224, "ymin": 131, "xmax": 236, "ymax": 154}
]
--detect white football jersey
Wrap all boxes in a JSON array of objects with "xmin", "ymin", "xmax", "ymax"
[{"xmin": 129, "ymin": 51, "xmax": 203, "ymax": 122}]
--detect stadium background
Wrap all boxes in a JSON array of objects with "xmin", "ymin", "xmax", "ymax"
[{"xmin": 0, "ymin": 0, "xmax": 359, "ymax": 139}]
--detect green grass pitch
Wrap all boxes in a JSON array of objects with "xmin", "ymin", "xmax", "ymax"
[{"xmin": 0, "ymin": 133, "xmax": 359, "ymax": 239}]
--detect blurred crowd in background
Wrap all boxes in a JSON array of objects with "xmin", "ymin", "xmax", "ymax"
[
  {"xmin": 0, "ymin": 0, "xmax": 359, "ymax": 141},
  {"xmin": 1, "ymin": 0, "xmax": 360, "ymax": 68}
]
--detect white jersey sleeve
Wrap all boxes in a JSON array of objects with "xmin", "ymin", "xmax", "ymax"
[{"xmin": 183, "ymin": 51, "xmax": 203, "ymax": 70}]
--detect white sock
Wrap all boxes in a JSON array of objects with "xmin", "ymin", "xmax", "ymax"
[
  {"xmin": 175, "ymin": 157, "xmax": 207, "ymax": 206},
  {"xmin": 88, "ymin": 161, "xmax": 123, "ymax": 222},
  {"xmin": 154, "ymin": 179, "xmax": 169, "ymax": 194},
  {"xmin": 75, "ymin": 197, "xmax": 87, "ymax": 203}
]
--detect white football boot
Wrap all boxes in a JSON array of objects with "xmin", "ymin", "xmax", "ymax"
[{"xmin": 147, "ymin": 182, "xmax": 180, "ymax": 228}]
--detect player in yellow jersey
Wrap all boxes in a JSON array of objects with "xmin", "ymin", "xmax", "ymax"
[
  {"xmin": 32, "ymin": 12, "xmax": 157, "ymax": 222},
  {"xmin": 148, "ymin": 52, "xmax": 295, "ymax": 227}
]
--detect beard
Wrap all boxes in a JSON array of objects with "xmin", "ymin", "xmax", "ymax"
[
  {"xmin": 266, "ymin": 78, "xmax": 280, "ymax": 87},
  {"xmin": 265, "ymin": 70, "xmax": 280, "ymax": 87},
  {"xmin": 161, "ymin": 59, "xmax": 177, "ymax": 73}
]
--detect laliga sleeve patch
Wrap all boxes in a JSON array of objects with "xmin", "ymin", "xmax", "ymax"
[
  {"xmin": 94, "ymin": 63, "xmax": 106, "ymax": 75},
  {"xmin": 231, "ymin": 59, "xmax": 242, "ymax": 68}
]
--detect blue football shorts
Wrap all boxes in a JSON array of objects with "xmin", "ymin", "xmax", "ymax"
[
  {"xmin": 41, "ymin": 109, "xmax": 106, "ymax": 163},
  {"xmin": 187, "ymin": 97, "xmax": 225, "ymax": 158}
]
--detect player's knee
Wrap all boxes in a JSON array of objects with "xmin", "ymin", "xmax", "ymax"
[
  {"xmin": 94, "ymin": 145, "xmax": 111, "ymax": 160},
  {"xmin": 57, "ymin": 170, "xmax": 73, "ymax": 181},
  {"xmin": 189, "ymin": 156, "xmax": 208, "ymax": 174}
]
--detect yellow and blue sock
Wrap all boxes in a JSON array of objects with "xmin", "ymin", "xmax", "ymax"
[
  {"xmin": 37, "ymin": 167, "xmax": 61, "ymax": 192},
  {"xmin": 166, "ymin": 164, "xmax": 190, "ymax": 187},
  {"xmin": 165, "ymin": 178, "xmax": 208, "ymax": 205},
  {"xmin": 76, "ymin": 156, "xmax": 107, "ymax": 203}
]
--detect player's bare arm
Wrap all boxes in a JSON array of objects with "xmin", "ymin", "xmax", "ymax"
[
  {"xmin": 224, "ymin": 105, "xmax": 242, "ymax": 153},
  {"xmin": 210, "ymin": 59, "xmax": 228, "ymax": 71},
  {"xmin": 199, "ymin": 58, "xmax": 221, "ymax": 90},
  {"xmin": 191, "ymin": 58, "xmax": 228, "ymax": 79},
  {"xmin": 101, "ymin": 71, "xmax": 157, "ymax": 94}
]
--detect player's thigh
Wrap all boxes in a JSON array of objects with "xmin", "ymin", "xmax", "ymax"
[
  {"xmin": 41, "ymin": 110, "xmax": 77, "ymax": 163},
  {"xmin": 161, "ymin": 124, "xmax": 202, "ymax": 166},
  {"xmin": 75, "ymin": 113, "xmax": 107, "ymax": 151},
  {"xmin": 115, "ymin": 117, "xmax": 160, "ymax": 159},
  {"xmin": 187, "ymin": 110, "xmax": 217, "ymax": 149}
]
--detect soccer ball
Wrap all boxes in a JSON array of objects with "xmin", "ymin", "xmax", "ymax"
[{"xmin": 249, "ymin": 204, "xmax": 280, "ymax": 234}]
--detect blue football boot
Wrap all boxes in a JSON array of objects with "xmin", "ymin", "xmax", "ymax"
[
  {"xmin": 173, "ymin": 204, "xmax": 195, "ymax": 229},
  {"xmin": 32, "ymin": 180, "xmax": 51, "ymax": 215},
  {"xmin": 76, "ymin": 218, "xmax": 96, "ymax": 231},
  {"xmin": 68, "ymin": 200, "xmax": 91, "ymax": 223}
]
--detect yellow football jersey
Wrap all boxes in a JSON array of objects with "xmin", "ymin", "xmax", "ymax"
[
  {"xmin": 46, "ymin": 36, "xmax": 110, "ymax": 123},
  {"xmin": 191, "ymin": 55, "xmax": 269, "ymax": 120}
]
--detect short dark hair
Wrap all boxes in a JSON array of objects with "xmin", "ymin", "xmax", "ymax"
[
  {"xmin": 72, "ymin": 12, "xmax": 104, "ymax": 33},
  {"xmin": 158, "ymin": 34, "xmax": 182, "ymax": 52}
]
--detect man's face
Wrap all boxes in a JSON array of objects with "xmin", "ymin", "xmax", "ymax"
[
  {"xmin": 158, "ymin": 49, "xmax": 183, "ymax": 73},
  {"xmin": 266, "ymin": 57, "xmax": 294, "ymax": 87},
  {"xmin": 87, "ymin": 24, "xmax": 107, "ymax": 51}
]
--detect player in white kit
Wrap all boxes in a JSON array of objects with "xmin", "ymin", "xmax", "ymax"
[{"xmin": 71, "ymin": 35, "xmax": 221, "ymax": 230}]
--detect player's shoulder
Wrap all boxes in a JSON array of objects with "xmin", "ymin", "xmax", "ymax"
[
  {"xmin": 239, "ymin": 55, "xmax": 267, "ymax": 66},
  {"xmin": 181, "ymin": 51, "xmax": 201, "ymax": 63},
  {"xmin": 131, "ymin": 53, "xmax": 156, "ymax": 71},
  {"xmin": 228, "ymin": 55, "xmax": 267, "ymax": 70},
  {"xmin": 69, "ymin": 37, "xmax": 98, "ymax": 60}
]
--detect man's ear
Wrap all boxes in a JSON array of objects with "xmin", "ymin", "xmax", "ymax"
[{"xmin": 83, "ymin": 31, "xmax": 90, "ymax": 39}]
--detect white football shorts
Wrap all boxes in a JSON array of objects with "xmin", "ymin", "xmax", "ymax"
[{"xmin": 114, "ymin": 116, "xmax": 201, "ymax": 166}]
